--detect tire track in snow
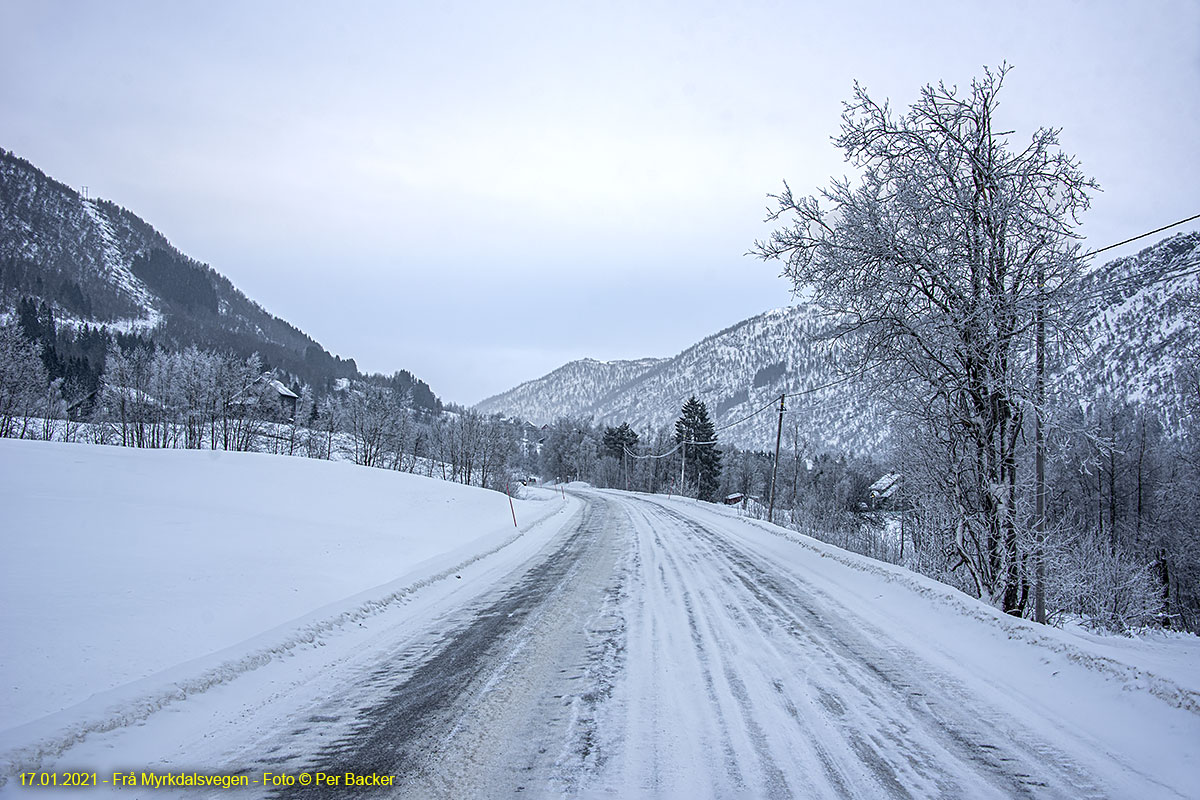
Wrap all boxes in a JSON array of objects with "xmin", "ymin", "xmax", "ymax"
[
  {"xmin": 603, "ymin": 500, "xmax": 792, "ymax": 798},
  {"xmin": 596, "ymin": 496, "xmax": 1115, "ymax": 799},
  {"xmin": 271, "ymin": 494, "xmax": 629, "ymax": 799},
  {"xmin": 649, "ymin": 509, "xmax": 791, "ymax": 798},
  {"xmin": 657, "ymin": 501, "xmax": 1092, "ymax": 797},
  {"xmin": 635, "ymin": 504, "xmax": 749, "ymax": 793}
]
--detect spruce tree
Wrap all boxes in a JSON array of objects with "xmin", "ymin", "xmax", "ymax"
[
  {"xmin": 675, "ymin": 396, "xmax": 722, "ymax": 501},
  {"xmin": 602, "ymin": 422, "xmax": 639, "ymax": 460}
]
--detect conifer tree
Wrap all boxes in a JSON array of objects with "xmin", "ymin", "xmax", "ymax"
[
  {"xmin": 675, "ymin": 396, "xmax": 722, "ymax": 500},
  {"xmin": 602, "ymin": 422, "xmax": 639, "ymax": 460}
]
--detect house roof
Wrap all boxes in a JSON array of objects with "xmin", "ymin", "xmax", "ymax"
[
  {"xmin": 106, "ymin": 385, "xmax": 162, "ymax": 408},
  {"xmin": 868, "ymin": 473, "xmax": 901, "ymax": 497},
  {"xmin": 267, "ymin": 379, "xmax": 299, "ymax": 399}
]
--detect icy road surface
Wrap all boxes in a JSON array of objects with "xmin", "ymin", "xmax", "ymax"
[{"xmin": 3, "ymin": 487, "xmax": 1198, "ymax": 799}]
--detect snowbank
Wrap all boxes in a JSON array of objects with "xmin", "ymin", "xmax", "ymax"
[{"xmin": 0, "ymin": 439, "xmax": 556, "ymax": 731}]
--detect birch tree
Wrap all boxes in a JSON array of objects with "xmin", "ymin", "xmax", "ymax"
[
  {"xmin": 753, "ymin": 65, "xmax": 1095, "ymax": 614},
  {"xmin": 0, "ymin": 324, "xmax": 48, "ymax": 439}
]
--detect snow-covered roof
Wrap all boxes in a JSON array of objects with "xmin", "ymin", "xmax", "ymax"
[
  {"xmin": 869, "ymin": 473, "xmax": 901, "ymax": 497},
  {"xmin": 267, "ymin": 379, "xmax": 298, "ymax": 399},
  {"xmin": 105, "ymin": 385, "xmax": 162, "ymax": 407}
]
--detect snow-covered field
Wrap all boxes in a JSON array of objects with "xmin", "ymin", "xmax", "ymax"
[
  {"xmin": 0, "ymin": 441, "xmax": 570, "ymax": 766},
  {"xmin": 1, "ymin": 440, "xmax": 1198, "ymax": 798}
]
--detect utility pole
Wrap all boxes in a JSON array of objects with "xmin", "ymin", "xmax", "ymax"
[
  {"xmin": 768, "ymin": 393, "xmax": 785, "ymax": 523},
  {"xmin": 1035, "ymin": 260, "xmax": 1047, "ymax": 625},
  {"xmin": 681, "ymin": 439, "xmax": 687, "ymax": 498}
]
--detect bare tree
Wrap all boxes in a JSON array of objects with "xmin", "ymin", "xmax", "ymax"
[
  {"xmin": 754, "ymin": 65, "xmax": 1095, "ymax": 614},
  {"xmin": 0, "ymin": 325, "xmax": 49, "ymax": 439},
  {"xmin": 99, "ymin": 341, "xmax": 154, "ymax": 447},
  {"xmin": 217, "ymin": 354, "xmax": 266, "ymax": 452},
  {"xmin": 340, "ymin": 383, "xmax": 411, "ymax": 468}
]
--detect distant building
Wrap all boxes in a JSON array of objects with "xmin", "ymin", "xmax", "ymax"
[
  {"xmin": 229, "ymin": 373, "xmax": 300, "ymax": 421},
  {"xmin": 867, "ymin": 473, "xmax": 901, "ymax": 510},
  {"xmin": 262, "ymin": 378, "xmax": 300, "ymax": 419}
]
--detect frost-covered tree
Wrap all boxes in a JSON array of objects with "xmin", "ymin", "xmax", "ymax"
[
  {"xmin": 99, "ymin": 340, "xmax": 154, "ymax": 447},
  {"xmin": 341, "ymin": 383, "xmax": 405, "ymax": 468},
  {"xmin": 538, "ymin": 418, "xmax": 599, "ymax": 485},
  {"xmin": 0, "ymin": 324, "xmax": 49, "ymax": 439},
  {"xmin": 217, "ymin": 353, "xmax": 266, "ymax": 452},
  {"xmin": 753, "ymin": 65, "xmax": 1095, "ymax": 614}
]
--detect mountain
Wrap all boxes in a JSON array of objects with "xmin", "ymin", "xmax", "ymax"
[
  {"xmin": 477, "ymin": 304, "xmax": 887, "ymax": 454},
  {"xmin": 586, "ymin": 304, "xmax": 889, "ymax": 453},
  {"xmin": 477, "ymin": 233, "xmax": 1200, "ymax": 455},
  {"xmin": 475, "ymin": 357, "xmax": 667, "ymax": 424},
  {"xmin": 1063, "ymin": 231, "xmax": 1200, "ymax": 427},
  {"xmin": 0, "ymin": 147, "xmax": 438, "ymax": 406}
]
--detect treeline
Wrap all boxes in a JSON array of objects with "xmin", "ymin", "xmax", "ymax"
[
  {"xmin": 531, "ymin": 380, "xmax": 1200, "ymax": 635},
  {"xmin": 882, "ymin": 383, "xmax": 1200, "ymax": 634},
  {"xmin": 529, "ymin": 411, "xmax": 890, "ymax": 558},
  {"xmin": 1041, "ymin": 395, "xmax": 1200, "ymax": 632},
  {"xmin": 0, "ymin": 317, "xmax": 512, "ymax": 492}
]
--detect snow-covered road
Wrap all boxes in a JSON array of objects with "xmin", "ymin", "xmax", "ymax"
[
  {"xmin": 3, "ymin": 471, "xmax": 1198, "ymax": 798},
  {"xmin": 600, "ymin": 497, "xmax": 1114, "ymax": 798}
]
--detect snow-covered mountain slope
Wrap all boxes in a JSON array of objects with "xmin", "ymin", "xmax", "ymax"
[
  {"xmin": 478, "ymin": 304, "xmax": 886, "ymax": 454},
  {"xmin": 479, "ymin": 233, "xmax": 1200, "ymax": 455},
  {"xmin": 1063, "ymin": 231, "xmax": 1200, "ymax": 426},
  {"xmin": 586, "ymin": 305, "xmax": 885, "ymax": 453},
  {"xmin": 0, "ymin": 148, "xmax": 362, "ymax": 388},
  {"xmin": 475, "ymin": 357, "xmax": 667, "ymax": 424}
]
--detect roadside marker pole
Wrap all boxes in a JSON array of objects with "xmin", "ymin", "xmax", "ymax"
[{"xmin": 507, "ymin": 483, "xmax": 518, "ymax": 528}]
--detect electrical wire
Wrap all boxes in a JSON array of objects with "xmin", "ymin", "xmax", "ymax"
[
  {"xmin": 783, "ymin": 371, "xmax": 867, "ymax": 401},
  {"xmin": 623, "ymin": 442, "xmax": 683, "ymax": 460},
  {"xmin": 1082, "ymin": 213, "xmax": 1200, "ymax": 260},
  {"xmin": 714, "ymin": 397, "xmax": 779, "ymax": 432},
  {"xmin": 1064, "ymin": 213, "xmax": 1200, "ymax": 304}
]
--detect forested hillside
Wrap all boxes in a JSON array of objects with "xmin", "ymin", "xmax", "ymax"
[
  {"xmin": 483, "ymin": 235, "xmax": 1200, "ymax": 460},
  {"xmin": 475, "ymin": 357, "xmax": 666, "ymax": 424},
  {"xmin": 477, "ymin": 305, "xmax": 887, "ymax": 454},
  {"xmin": 482, "ymin": 233, "xmax": 1200, "ymax": 634},
  {"xmin": 0, "ymin": 148, "xmax": 437, "ymax": 408}
]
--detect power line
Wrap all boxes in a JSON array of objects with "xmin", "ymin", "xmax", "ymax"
[
  {"xmin": 624, "ymin": 442, "xmax": 683, "ymax": 460},
  {"xmin": 714, "ymin": 397, "xmax": 779, "ymax": 432},
  {"xmin": 624, "ymin": 395, "xmax": 779, "ymax": 460},
  {"xmin": 626, "ymin": 372, "xmax": 871, "ymax": 460},
  {"xmin": 1065, "ymin": 213, "xmax": 1200, "ymax": 303},
  {"xmin": 1082, "ymin": 213, "xmax": 1200, "ymax": 260},
  {"xmin": 776, "ymin": 368, "xmax": 877, "ymax": 405}
]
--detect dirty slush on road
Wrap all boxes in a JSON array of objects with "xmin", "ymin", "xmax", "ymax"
[{"xmin": 268, "ymin": 495, "xmax": 631, "ymax": 799}]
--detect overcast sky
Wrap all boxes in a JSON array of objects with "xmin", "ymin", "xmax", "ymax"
[{"xmin": 3, "ymin": 0, "xmax": 1198, "ymax": 404}]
